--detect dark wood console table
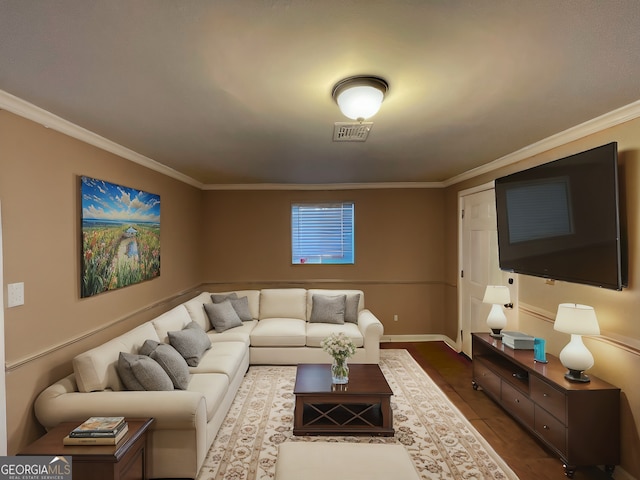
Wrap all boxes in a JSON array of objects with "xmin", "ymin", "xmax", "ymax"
[{"xmin": 472, "ymin": 333, "xmax": 619, "ymax": 478}]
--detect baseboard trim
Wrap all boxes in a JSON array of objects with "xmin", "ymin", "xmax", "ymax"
[{"xmin": 381, "ymin": 334, "xmax": 458, "ymax": 351}]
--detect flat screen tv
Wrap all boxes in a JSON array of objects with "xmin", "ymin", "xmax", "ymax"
[{"xmin": 495, "ymin": 142, "xmax": 627, "ymax": 290}]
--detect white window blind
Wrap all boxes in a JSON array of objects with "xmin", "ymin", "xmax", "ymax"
[{"xmin": 291, "ymin": 202, "xmax": 354, "ymax": 264}]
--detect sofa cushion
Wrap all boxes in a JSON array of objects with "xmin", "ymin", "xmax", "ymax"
[
  {"xmin": 139, "ymin": 339, "xmax": 190, "ymax": 390},
  {"xmin": 168, "ymin": 321, "xmax": 212, "ymax": 367},
  {"xmin": 250, "ymin": 318, "xmax": 307, "ymax": 347},
  {"xmin": 152, "ymin": 305, "xmax": 193, "ymax": 344},
  {"xmin": 306, "ymin": 322, "xmax": 364, "ymax": 348},
  {"xmin": 259, "ymin": 288, "xmax": 307, "ymax": 320},
  {"xmin": 117, "ymin": 352, "xmax": 174, "ymax": 391},
  {"xmin": 207, "ymin": 320, "xmax": 255, "ymax": 346},
  {"xmin": 309, "ymin": 294, "xmax": 346, "ymax": 324},
  {"xmin": 205, "ymin": 300, "xmax": 243, "ymax": 332},
  {"xmin": 73, "ymin": 322, "xmax": 161, "ymax": 392},
  {"xmin": 189, "ymin": 341, "xmax": 248, "ymax": 379},
  {"xmin": 182, "ymin": 292, "xmax": 214, "ymax": 331},
  {"xmin": 306, "ymin": 289, "xmax": 364, "ymax": 322}
]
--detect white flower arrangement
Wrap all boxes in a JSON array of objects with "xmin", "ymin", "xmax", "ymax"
[{"xmin": 321, "ymin": 332, "xmax": 356, "ymax": 361}]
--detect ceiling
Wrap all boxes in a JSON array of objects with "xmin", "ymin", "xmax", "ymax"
[{"xmin": 1, "ymin": 1, "xmax": 640, "ymax": 187}]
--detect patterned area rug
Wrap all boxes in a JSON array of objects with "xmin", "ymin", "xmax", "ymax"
[{"xmin": 196, "ymin": 349, "xmax": 519, "ymax": 479}]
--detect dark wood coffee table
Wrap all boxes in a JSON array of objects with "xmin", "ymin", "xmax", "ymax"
[{"xmin": 293, "ymin": 363, "xmax": 394, "ymax": 436}]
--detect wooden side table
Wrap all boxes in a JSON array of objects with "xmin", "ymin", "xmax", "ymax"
[{"xmin": 19, "ymin": 418, "xmax": 154, "ymax": 480}]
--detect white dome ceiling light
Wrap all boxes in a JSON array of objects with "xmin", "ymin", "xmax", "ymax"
[{"xmin": 332, "ymin": 75, "xmax": 389, "ymax": 121}]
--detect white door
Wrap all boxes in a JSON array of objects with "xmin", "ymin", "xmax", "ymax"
[{"xmin": 459, "ymin": 185, "xmax": 516, "ymax": 358}]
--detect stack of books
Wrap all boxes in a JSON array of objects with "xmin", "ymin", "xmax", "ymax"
[{"xmin": 63, "ymin": 416, "xmax": 128, "ymax": 445}]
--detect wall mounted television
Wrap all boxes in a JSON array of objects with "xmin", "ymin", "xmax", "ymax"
[{"xmin": 495, "ymin": 142, "xmax": 627, "ymax": 290}]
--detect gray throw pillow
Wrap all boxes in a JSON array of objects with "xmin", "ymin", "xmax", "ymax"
[
  {"xmin": 139, "ymin": 339, "xmax": 190, "ymax": 390},
  {"xmin": 117, "ymin": 352, "xmax": 174, "ymax": 391},
  {"xmin": 204, "ymin": 300, "xmax": 243, "ymax": 332},
  {"xmin": 309, "ymin": 294, "xmax": 346, "ymax": 324},
  {"xmin": 229, "ymin": 296, "xmax": 253, "ymax": 321},
  {"xmin": 345, "ymin": 293, "xmax": 361, "ymax": 324},
  {"xmin": 168, "ymin": 321, "xmax": 212, "ymax": 367},
  {"xmin": 211, "ymin": 292, "xmax": 238, "ymax": 303}
]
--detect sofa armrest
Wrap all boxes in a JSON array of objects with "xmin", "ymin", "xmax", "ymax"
[
  {"xmin": 34, "ymin": 374, "xmax": 207, "ymax": 431},
  {"xmin": 357, "ymin": 309, "xmax": 384, "ymax": 363}
]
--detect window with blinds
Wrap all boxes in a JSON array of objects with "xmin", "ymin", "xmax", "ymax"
[{"xmin": 291, "ymin": 202, "xmax": 354, "ymax": 264}]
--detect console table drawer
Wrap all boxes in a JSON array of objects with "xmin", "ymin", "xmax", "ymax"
[
  {"xmin": 474, "ymin": 360, "xmax": 501, "ymax": 400},
  {"xmin": 501, "ymin": 382, "xmax": 534, "ymax": 428},
  {"xmin": 535, "ymin": 405, "xmax": 567, "ymax": 455},
  {"xmin": 531, "ymin": 376, "xmax": 566, "ymax": 424}
]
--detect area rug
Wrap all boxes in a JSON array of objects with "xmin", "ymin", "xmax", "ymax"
[{"xmin": 196, "ymin": 349, "xmax": 519, "ymax": 479}]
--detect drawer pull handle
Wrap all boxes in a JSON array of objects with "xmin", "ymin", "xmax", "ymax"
[
  {"xmin": 543, "ymin": 393, "xmax": 549, "ymax": 397},
  {"xmin": 515, "ymin": 398, "xmax": 520, "ymax": 403},
  {"xmin": 543, "ymin": 425, "xmax": 549, "ymax": 430}
]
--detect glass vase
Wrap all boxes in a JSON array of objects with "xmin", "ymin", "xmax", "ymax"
[{"xmin": 331, "ymin": 357, "xmax": 349, "ymax": 384}]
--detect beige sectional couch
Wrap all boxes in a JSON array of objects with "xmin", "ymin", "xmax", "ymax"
[{"xmin": 34, "ymin": 288, "xmax": 383, "ymax": 479}]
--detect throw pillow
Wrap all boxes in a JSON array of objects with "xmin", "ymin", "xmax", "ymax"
[
  {"xmin": 211, "ymin": 292, "xmax": 238, "ymax": 303},
  {"xmin": 139, "ymin": 339, "xmax": 190, "ymax": 390},
  {"xmin": 204, "ymin": 300, "xmax": 243, "ymax": 332},
  {"xmin": 309, "ymin": 294, "xmax": 346, "ymax": 324},
  {"xmin": 345, "ymin": 293, "xmax": 361, "ymax": 324},
  {"xmin": 210, "ymin": 293, "xmax": 252, "ymax": 321},
  {"xmin": 117, "ymin": 352, "xmax": 174, "ymax": 391},
  {"xmin": 229, "ymin": 296, "xmax": 253, "ymax": 321},
  {"xmin": 168, "ymin": 321, "xmax": 212, "ymax": 367}
]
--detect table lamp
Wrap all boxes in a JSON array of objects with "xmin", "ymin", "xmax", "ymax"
[
  {"xmin": 482, "ymin": 285, "xmax": 511, "ymax": 338},
  {"xmin": 553, "ymin": 303, "xmax": 600, "ymax": 383}
]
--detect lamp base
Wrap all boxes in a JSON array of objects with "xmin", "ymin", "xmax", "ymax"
[
  {"xmin": 564, "ymin": 369, "xmax": 591, "ymax": 383},
  {"xmin": 490, "ymin": 328, "xmax": 503, "ymax": 338}
]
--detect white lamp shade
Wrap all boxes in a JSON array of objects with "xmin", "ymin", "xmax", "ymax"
[
  {"xmin": 553, "ymin": 303, "xmax": 600, "ymax": 335},
  {"xmin": 336, "ymin": 85, "xmax": 384, "ymax": 120},
  {"xmin": 482, "ymin": 285, "xmax": 511, "ymax": 305}
]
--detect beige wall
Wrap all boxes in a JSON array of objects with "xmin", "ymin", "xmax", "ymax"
[
  {"xmin": 0, "ymin": 111, "xmax": 203, "ymax": 454},
  {"xmin": 444, "ymin": 118, "xmax": 640, "ymax": 478},
  {"xmin": 201, "ymin": 188, "xmax": 449, "ymax": 336}
]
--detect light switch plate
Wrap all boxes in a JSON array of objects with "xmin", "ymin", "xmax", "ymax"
[{"xmin": 7, "ymin": 282, "xmax": 24, "ymax": 307}]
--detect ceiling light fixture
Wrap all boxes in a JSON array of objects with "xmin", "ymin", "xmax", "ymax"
[{"xmin": 332, "ymin": 75, "xmax": 389, "ymax": 122}]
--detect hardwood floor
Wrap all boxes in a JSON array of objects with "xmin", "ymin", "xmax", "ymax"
[{"xmin": 382, "ymin": 342, "xmax": 614, "ymax": 480}]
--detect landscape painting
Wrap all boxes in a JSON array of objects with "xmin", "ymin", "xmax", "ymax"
[{"xmin": 81, "ymin": 176, "xmax": 161, "ymax": 298}]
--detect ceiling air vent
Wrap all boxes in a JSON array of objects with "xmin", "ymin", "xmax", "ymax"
[{"xmin": 333, "ymin": 122, "xmax": 373, "ymax": 142}]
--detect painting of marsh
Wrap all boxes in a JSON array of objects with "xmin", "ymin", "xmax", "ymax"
[{"xmin": 81, "ymin": 176, "xmax": 161, "ymax": 298}]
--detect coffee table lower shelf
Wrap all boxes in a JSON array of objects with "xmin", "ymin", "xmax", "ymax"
[{"xmin": 294, "ymin": 397, "xmax": 394, "ymax": 436}]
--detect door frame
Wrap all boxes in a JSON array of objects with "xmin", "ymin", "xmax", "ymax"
[
  {"xmin": 457, "ymin": 181, "xmax": 494, "ymax": 353},
  {"xmin": 457, "ymin": 181, "xmax": 518, "ymax": 355}
]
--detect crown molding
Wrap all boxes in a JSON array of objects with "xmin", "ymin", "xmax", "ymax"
[
  {"xmin": 203, "ymin": 181, "xmax": 442, "ymax": 191},
  {"xmin": 444, "ymin": 99, "xmax": 640, "ymax": 187},
  {"xmin": 0, "ymin": 89, "xmax": 203, "ymax": 189}
]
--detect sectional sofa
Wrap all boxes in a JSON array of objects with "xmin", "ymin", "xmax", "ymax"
[{"xmin": 34, "ymin": 288, "xmax": 384, "ymax": 479}]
